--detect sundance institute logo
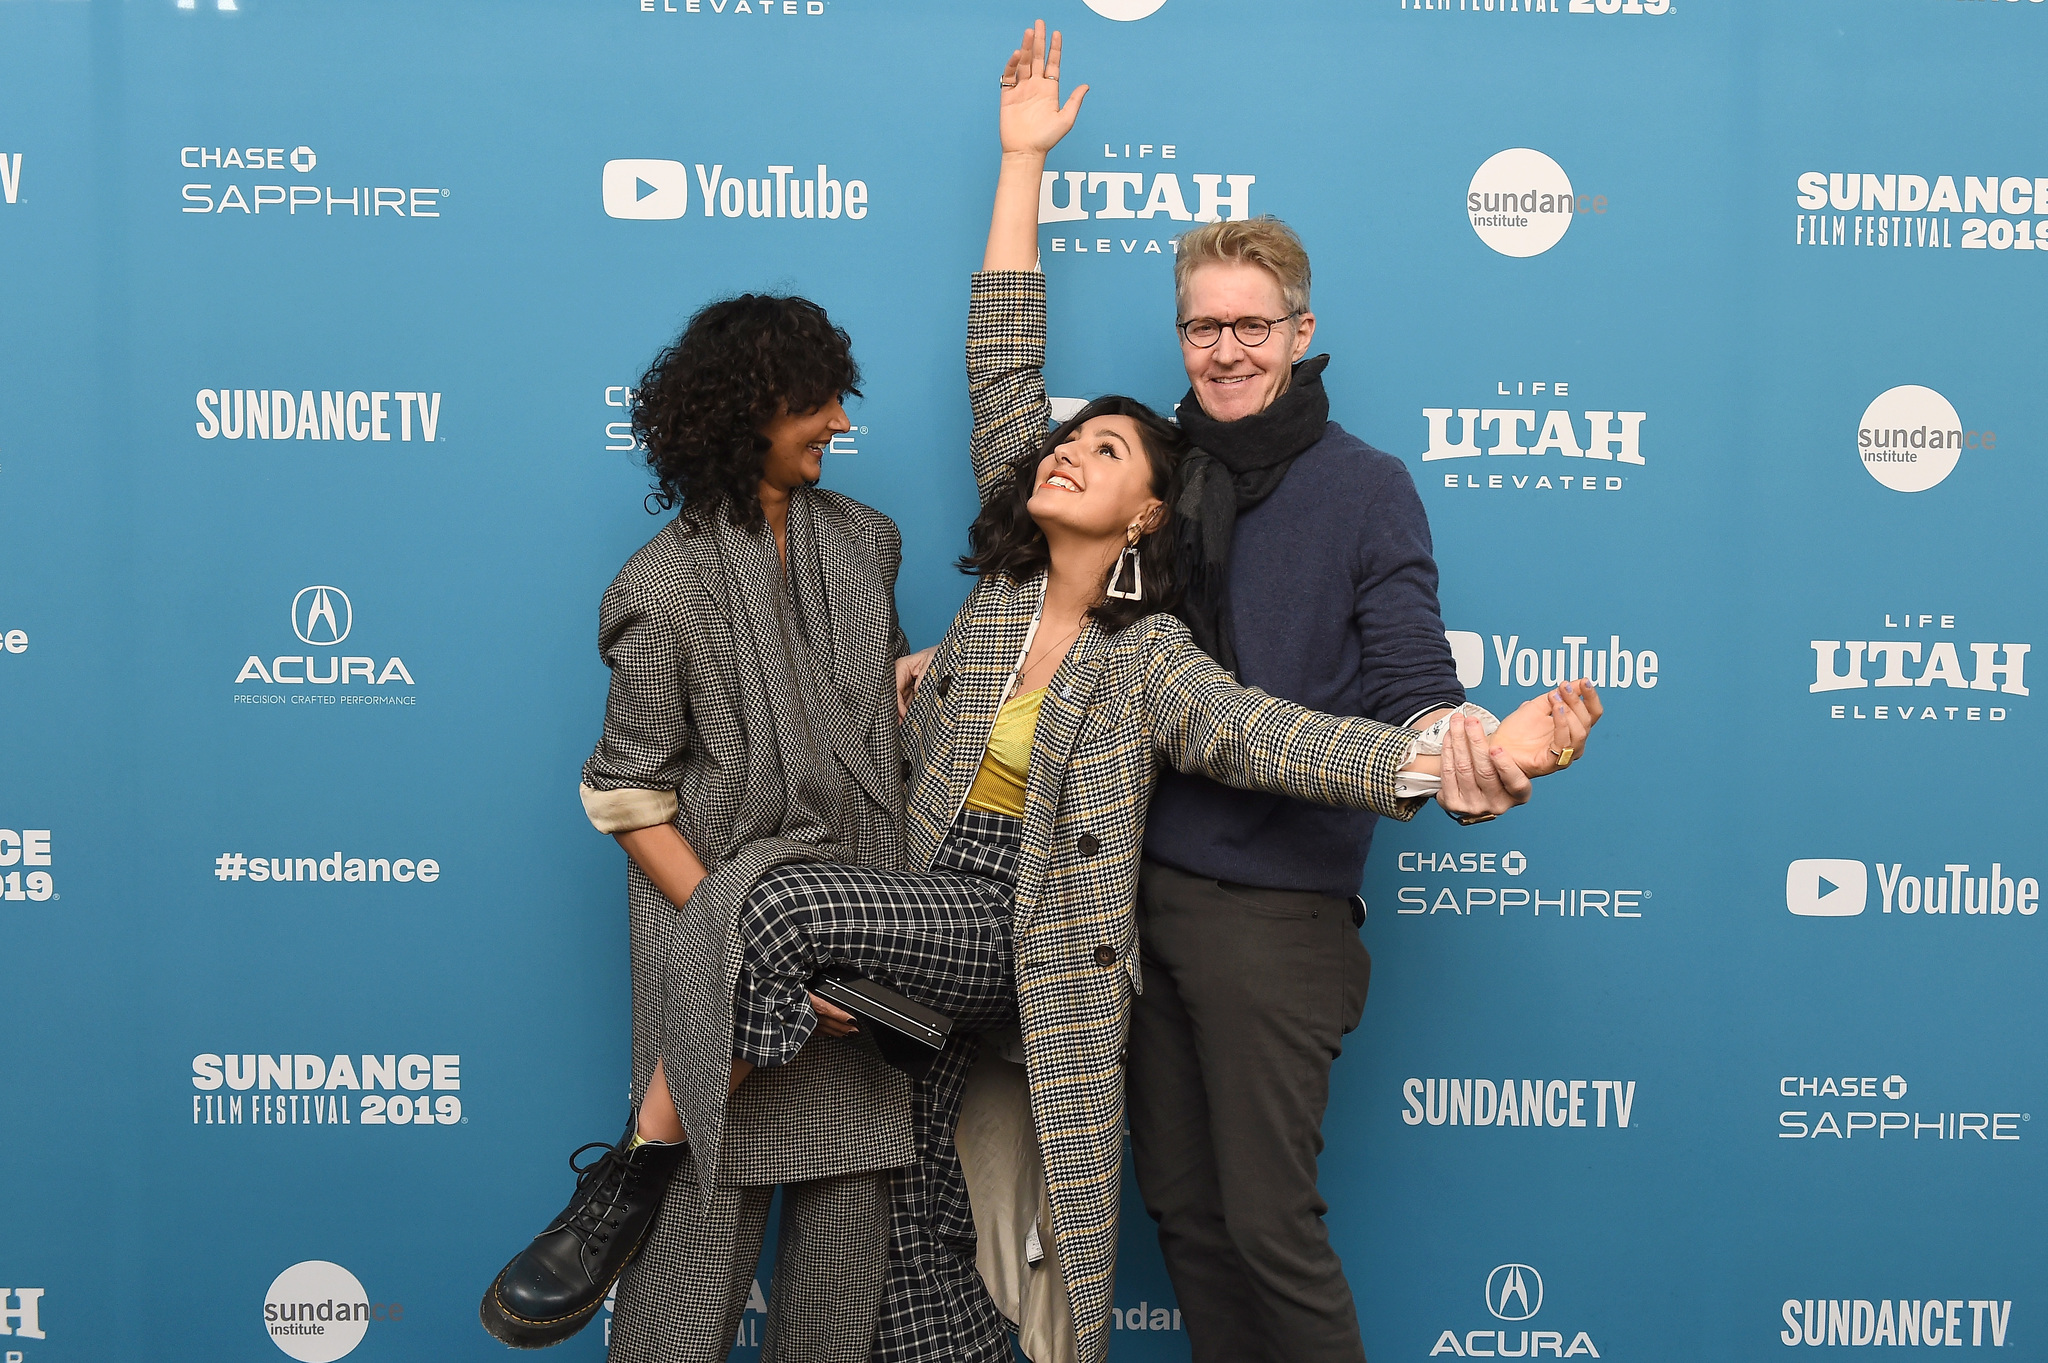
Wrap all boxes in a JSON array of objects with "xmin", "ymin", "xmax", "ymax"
[
  {"xmin": 1467, "ymin": 149, "xmax": 1586, "ymax": 257},
  {"xmin": 1856, "ymin": 384, "xmax": 1993, "ymax": 493},
  {"xmin": 264, "ymin": 1261, "xmax": 368, "ymax": 1362}
]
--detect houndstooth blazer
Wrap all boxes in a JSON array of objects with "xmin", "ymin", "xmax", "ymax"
[
  {"xmin": 906, "ymin": 272, "xmax": 1428, "ymax": 1363},
  {"xmin": 582, "ymin": 489, "xmax": 915, "ymax": 1187}
]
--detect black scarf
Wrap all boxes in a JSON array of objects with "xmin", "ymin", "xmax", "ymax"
[{"xmin": 1173, "ymin": 353, "xmax": 1331, "ymax": 675}]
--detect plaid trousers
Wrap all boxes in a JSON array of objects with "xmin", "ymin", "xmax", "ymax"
[{"xmin": 731, "ymin": 808, "xmax": 1024, "ymax": 1363}]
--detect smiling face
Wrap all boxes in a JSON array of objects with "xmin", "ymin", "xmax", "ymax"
[
  {"xmin": 757, "ymin": 397, "xmax": 851, "ymax": 493},
  {"xmin": 1026, "ymin": 414, "xmax": 1165, "ymax": 546},
  {"xmin": 1179, "ymin": 260, "xmax": 1317, "ymax": 423}
]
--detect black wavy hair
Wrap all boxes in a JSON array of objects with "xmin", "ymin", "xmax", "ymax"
[
  {"xmin": 957, "ymin": 395, "xmax": 1189, "ymax": 633},
  {"xmin": 632, "ymin": 293, "xmax": 861, "ymax": 529}
]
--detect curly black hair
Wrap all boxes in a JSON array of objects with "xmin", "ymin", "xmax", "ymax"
[
  {"xmin": 957, "ymin": 396, "xmax": 1190, "ymax": 633},
  {"xmin": 632, "ymin": 293, "xmax": 861, "ymax": 528}
]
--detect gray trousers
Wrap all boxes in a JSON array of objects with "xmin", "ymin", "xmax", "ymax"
[
  {"xmin": 1127, "ymin": 858, "xmax": 1373, "ymax": 1363},
  {"xmin": 607, "ymin": 1148, "xmax": 889, "ymax": 1363}
]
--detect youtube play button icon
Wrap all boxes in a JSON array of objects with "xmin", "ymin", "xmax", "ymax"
[
  {"xmin": 1786, "ymin": 859, "xmax": 1868, "ymax": 916},
  {"xmin": 603, "ymin": 159, "xmax": 691, "ymax": 219}
]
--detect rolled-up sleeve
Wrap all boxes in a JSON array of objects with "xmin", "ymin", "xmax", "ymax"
[{"xmin": 579, "ymin": 570, "xmax": 687, "ymax": 834}]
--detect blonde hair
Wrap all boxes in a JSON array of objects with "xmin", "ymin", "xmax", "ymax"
[{"xmin": 1173, "ymin": 216, "xmax": 1312, "ymax": 318}]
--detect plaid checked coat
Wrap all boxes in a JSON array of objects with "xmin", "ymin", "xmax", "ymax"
[
  {"xmin": 581, "ymin": 491, "xmax": 914, "ymax": 1192},
  {"xmin": 912, "ymin": 272, "xmax": 1426, "ymax": 1363}
]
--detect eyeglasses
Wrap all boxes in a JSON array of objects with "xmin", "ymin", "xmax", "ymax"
[{"xmin": 1176, "ymin": 312, "xmax": 1300, "ymax": 349}]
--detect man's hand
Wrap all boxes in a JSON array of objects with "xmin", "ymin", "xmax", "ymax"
[
  {"xmin": 1491, "ymin": 680, "xmax": 1602, "ymax": 778},
  {"xmin": 896, "ymin": 646, "xmax": 937, "ymax": 720},
  {"xmin": 1435, "ymin": 714, "xmax": 1532, "ymax": 821}
]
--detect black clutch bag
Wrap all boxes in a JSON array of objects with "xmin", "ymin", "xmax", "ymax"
[{"xmin": 808, "ymin": 968, "xmax": 954, "ymax": 1079}]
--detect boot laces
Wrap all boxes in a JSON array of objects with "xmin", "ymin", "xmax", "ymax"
[{"xmin": 562, "ymin": 1140, "xmax": 643, "ymax": 1250}]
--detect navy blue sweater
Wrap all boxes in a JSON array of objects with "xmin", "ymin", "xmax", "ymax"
[{"xmin": 1143, "ymin": 421, "xmax": 1465, "ymax": 896}]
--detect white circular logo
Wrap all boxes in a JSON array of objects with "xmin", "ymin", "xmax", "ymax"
[
  {"xmin": 290, "ymin": 145, "xmax": 318, "ymax": 174},
  {"xmin": 1082, "ymin": 0, "xmax": 1169, "ymax": 18},
  {"xmin": 1467, "ymin": 149, "xmax": 1575, "ymax": 258},
  {"xmin": 1884, "ymin": 1074, "xmax": 1908, "ymax": 1100},
  {"xmin": 264, "ymin": 1261, "xmax": 369, "ymax": 1362},
  {"xmin": 292, "ymin": 585, "xmax": 353, "ymax": 646},
  {"xmin": 1858, "ymin": 385, "xmax": 1963, "ymax": 492}
]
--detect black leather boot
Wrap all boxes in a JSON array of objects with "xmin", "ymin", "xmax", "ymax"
[{"xmin": 480, "ymin": 1116, "xmax": 688, "ymax": 1348}]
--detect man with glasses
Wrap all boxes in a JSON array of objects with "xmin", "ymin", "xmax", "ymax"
[{"xmin": 1130, "ymin": 216, "xmax": 1479, "ymax": 1363}]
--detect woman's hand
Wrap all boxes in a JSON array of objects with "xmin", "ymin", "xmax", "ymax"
[
  {"xmin": 999, "ymin": 20, "xmax": 1087, "ymax": 158},
  {"xmin": 1491, "ymin": 680, "xmax": 1603, "ymax": 778},
  {"xmin": 809, "ymin": 992, "xmax": 859, "ymax": 1039},
  {"xmin": 896, "ymin": 646, "xmax": 937, "ymax": 720},
  {"xmin": 1435, "ymin": 714, "xmax": 1532, "ymax": 821}
]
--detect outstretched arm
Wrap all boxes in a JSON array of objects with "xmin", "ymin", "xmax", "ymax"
[
  {"xmin": 966, "ymin": 22, "xmax": 1087, "ymax": 505},
  {"xmin": 984, "ymin": 21, "xmax": 1087, "ymax": 272}
]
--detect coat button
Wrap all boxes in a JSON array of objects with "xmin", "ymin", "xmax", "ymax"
[
  {"xmin": 1076, "ymin": 833, "xmax": 1100, "ymax": 857},
  {"xmin": 936, "ymin": 673, "xmax": 952, "ymax": 698},
  {"xmin": 1094, "ymin": 944, "xmax": 1117, "ymax": 967}
]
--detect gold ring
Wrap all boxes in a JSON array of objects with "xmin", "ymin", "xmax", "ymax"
[
  {"xmin": 1000, "ymin": 78, "xmax": 1018, "ymax": 88},
  {"xmin": 1550, "ymin": 747, "xmax": 1575, "ymax": 769}
]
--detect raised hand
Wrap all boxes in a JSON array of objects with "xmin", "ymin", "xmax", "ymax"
[
  {"xmin": 1490, "ymin": 680, "xmax": 1603, "ymax": 778},
  {"xmin": 999, "ymin": 19, "xmax": 1088, "ymax": 157}
]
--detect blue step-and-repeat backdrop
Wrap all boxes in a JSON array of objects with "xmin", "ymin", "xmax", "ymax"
[{"xmin": 2, "ymin": 0, "xmax": 2042, "ymax": 1359}]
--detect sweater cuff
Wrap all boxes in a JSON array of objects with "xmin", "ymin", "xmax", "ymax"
[{"xmin": 580, "ymin": 783, "xmax": 677, "ymax": 834}]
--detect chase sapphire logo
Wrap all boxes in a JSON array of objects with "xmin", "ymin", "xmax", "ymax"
[
  {"xmin": 291, "ymin": 586, "xmax": 352, "ymax": 647},
  {"xmin": 1487, "ymin": 1264, "xmax": 1543, "ymax": 1322}
]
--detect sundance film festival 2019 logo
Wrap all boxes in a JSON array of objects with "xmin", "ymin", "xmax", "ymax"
[
  {"xmin": 1467, "ymin": 149, "xmax": 1605, "ymax": 257},
  {"xmin": 180, "ymin": 144, "xmax": 447, "ymax": 220},
  {"xmin": 1782, "ymin": 1297, "xmax": 2012, "ymax": 1350},
  {"xmin": 1856, "ymin": 385, "xmax": 1994, "ymax": 492},
  {"xmin": 194, "ymin": 1053, "xmax": 463, "ymax": 1129},
  {"xmin": 1038, "ymin": 140, "xmax": 1256, "ymax": 259},
  {"xmin": 1776, "ymin": 1071, "xmax": 2025, "ymax": 1145},
  {"xmin": 233, "ymin": 586, "xmax": 416, "ymax": 704},
  {"xmin": 1422, "ymin": 380, "xmax": 1644, "ymax": 494},
  {"xmin": 1794, "ymin": 170, "xmax": 2046, "ymax": 250},
  {"xmin": 1809, "ymin": 613, "xmax": 2026, "ymax": 722},
  {"xmin": 1426, "ymin": 1264, "xmax": 1602, "ymax": 1358},
  {"xmin": 196, "ymin": 388, "xmax": 443, "ymax": 444},
  {"xmin": 1786, "ymin": 858, "xmax": 2038, "ymax": 919},
  {"xmin": 0, "ymin": 827, "xmax": 57, "ymax": 904},
  {"xmin": 603, "ymin": 161, "xmax": 869, "ymax": 221},
  {"xmin": 263, "ymin": 1261, "xmax": 404, "ymax": 1362}
]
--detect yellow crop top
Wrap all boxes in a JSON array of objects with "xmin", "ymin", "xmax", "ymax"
[{"xmin": 962, "ymin": 686, "xmax": 1046, "ymax": 818}]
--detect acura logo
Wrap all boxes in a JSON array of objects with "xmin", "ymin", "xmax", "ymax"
[
  {"xmin": 1486, "ymin": 1264, "xmax": 1543, "ymax": 1321},
  {"xmin": 291, "ymin": 586, "xmax": 352, "ymax": 646}
]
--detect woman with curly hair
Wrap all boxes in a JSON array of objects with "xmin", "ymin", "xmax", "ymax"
[{"xmin": 481, "ymin": 292, "xmax": 920, "ymax": 1362}]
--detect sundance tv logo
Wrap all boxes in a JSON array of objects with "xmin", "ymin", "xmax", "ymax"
[
  {"xmin": 196, "ymin": 388, "xmax": 442, "ymax": 443},
  {"xmin": 1786, "ymin": 859, "xmax": 2038, "ymax": 917},
  {"xmin": 1427, "ymin": 1264, "xmax": 1602, "ymax": 1358},
  {"xmin": 1782, "ymin": 1297, "xmax": 2012, "ymax": 1349},
  {"xmin": 1467, "ymin": 149, "xmax": 1603, "ymax": 257},
  {"xmin": 603, "ymin": 160, "xmax": 868, "ymax": 220},
  {"xmin": 234, "ymin": 586, "xmax": 415, "ymax": 700},
  {"xmin": 1403, "ymin": 1076, "xmax": 1637, "ymax": 1129},
  {"xmin": 180, "ymin": 144, "xmax": 446, "ymax": 220},
  {"xmin": 1856, "ymin": 385, "xmax": 1993, "ymax": 492}
]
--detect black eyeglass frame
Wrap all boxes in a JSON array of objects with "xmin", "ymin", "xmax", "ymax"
[{"xmin": 1175, "ymin": 311, "xmax": 1303, "ymax": 349}]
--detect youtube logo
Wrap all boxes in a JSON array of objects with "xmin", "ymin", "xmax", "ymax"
[
  {"xmin": 1786, "ymin": 859, "xmax": 1868, "ymax": 917},
  {"xmin": 602, "ymin": 158, "xmax": 690, "ymax": 220}
]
